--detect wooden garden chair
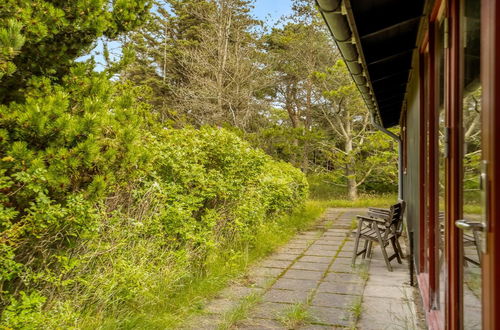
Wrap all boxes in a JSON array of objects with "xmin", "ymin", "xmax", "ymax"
[{"xmin": 351, "ymin": 201, "xmax": 406, "ymax": 271}]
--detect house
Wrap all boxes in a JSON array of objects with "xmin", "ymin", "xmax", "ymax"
[{"xmin": 316, "ymin": 0, "xmax": 499, "ymax": 329}]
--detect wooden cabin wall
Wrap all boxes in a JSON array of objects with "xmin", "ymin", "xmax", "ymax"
[{"xmin": 403, "ymin": 58, "xmax": 421, "ymax": 270}]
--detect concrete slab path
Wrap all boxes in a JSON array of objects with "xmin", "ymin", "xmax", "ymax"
[{"xmin": 184, "ymin": 208, "xmax": 425, "ymax": 329}]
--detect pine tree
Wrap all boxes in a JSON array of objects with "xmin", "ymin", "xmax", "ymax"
[
  {"xmin": 0, "ymin": 0, "xmax": 153, "ymax": 315},
  {"xmin": 263, "ymin": 0, "xmax": 336, "ymax": 171},
  {"xmin": 122, "ymin": 0, "xmax": 270, "ymax": 129},
  {"xmin": 0, "ymin": 0, "xmax": 152, "ymax": 103}
]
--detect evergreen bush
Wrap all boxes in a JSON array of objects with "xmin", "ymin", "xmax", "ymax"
[{"xmin": 0, "ymin": 67, "xmax": 307, "ymax": 326}]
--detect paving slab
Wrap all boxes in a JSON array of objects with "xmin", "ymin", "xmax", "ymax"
[
  {"xmin": 304, "ymin": 249, "xmax": 338, "ymax": 257},
  {"xmin": 184, "ymin": 208, "xmax": 424, "ymax": 330},
  {"xmin": 277, "ymin": 247, "xmax": 307, "ymax": 255},
  {"xmin": 329, "ymin": 262, "xmax": 356, "ymax": 273},
  {"xmin": 336, "ymin": 251, "xmax": 354, "ymax": 258},
  {"xmin": 298, "ymin": 325, "xmax": 335, "ymax": 330},
  {"xmin": 311, "ymin": 292, "xmax": 359, "ymax": 309},
  {"xmin": 237, "ymin": 318, "xmax": 284, "ymax": 329},
  {"xmin": 299, "ymin": 255, "xmax": 332, "ymax": 264},
  {"xmin": 245, "ymin": 276, "xmax": 275, "ymax": 288},
  {"xmin": 249, "ymin": 302, "xmax": 290, "ymax": 320},
  {"xmin": 357, "ymin": 296, "xmax": 417, "ymax": 330},
  {"xmin": 330, "ymin": 257, "xmax": 351, "ymax": 265},
  {"xmin": 218, "ymin": 286, "xmax": 263, "ymax": 300},
  {"xmin": 308, "ymin": 306, "xmax": 353, "ymax": 327},
  {"xmin": 282, "ymin": 269, "xmax": 324, "ymax": 281},
  {"xmin": 307, "ymin": 243, "xmax": 339, "ymax": 252},
  {"xmin": 263, "ymin": 289, "xmax": 312, "ymax": 304},
  {"xmin": 249, "ymin": 267, "xmax": 285, "ymax": 278},
  {"xmin": 205, "ymin": 297, "xmax": 238, "ymax": 314},
  {"xmin": 317, "ymin": 281, "xmax": 364, "ymax": 296},
  {"xmin": 184, "ymin": 313, "xmax": 220, "ymax": 330},
  {"xmin": 268, "ymin": 253, "xmax": 299, "ymax": 262},
  {"xmin": 363, "ymin": 283, "xmax": 411, "ymax": 299},
  {"xmin": 259, "ymin": 259, "xmax": 293, "ymax": 269},
  {"xmin": 291, "ymin": 261, "xmax": 330, "ymax": 272},
  {"xmin": 287, "ymin": 243, "xmax": 311, "ymax": 249},
  {"xmin": 272, "ymin": 278, "xmax": 318, "ymax": 292},
  {"xmin": 312, "ymin": 243, "xmax": 341, "ymax": 249},
  {"xmin": 323, "ymin": 272, "xmax": 363, "ymax": 284}
]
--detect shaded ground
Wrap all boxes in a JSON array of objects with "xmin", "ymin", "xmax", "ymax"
[{"xmin": 184, "ymin": 208, "xmax": 424, "ymax": 329}]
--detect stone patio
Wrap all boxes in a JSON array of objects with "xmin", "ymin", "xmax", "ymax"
[{"xmin": 184, "ymin": 208, "xmax": 425, "ymax": 329}]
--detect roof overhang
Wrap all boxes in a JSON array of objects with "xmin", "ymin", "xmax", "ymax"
[{"xmin": 316, "ymin": 0, "xmax": 427, "ymax": 128}]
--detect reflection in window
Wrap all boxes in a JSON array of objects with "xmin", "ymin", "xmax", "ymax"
[
  {"xmin": 437, "ymin": 18, "xmax": 446, "ymax": 312},
  {"xmin": 462, "ymin": 0, "xmax": 482, "ymax": 328}
]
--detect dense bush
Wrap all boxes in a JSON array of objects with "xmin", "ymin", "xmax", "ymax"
[{"xmin": 0, "ymin": 67, "xmax": 307, "ymax": 326}]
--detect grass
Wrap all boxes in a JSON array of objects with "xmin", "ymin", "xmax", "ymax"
[
  {"xmin": 278, "ymin": 302, "xmax": 314, "ymax": 329},
  {"xmin": 217, "ymin": 293, "xmax": 262, "ymax": 330},
  {"xmin": 327, "ymin": 194, "xmax": 398, "ymax": 208},
  {"xmin": 347, "ymin": 296, "xmax": 363, "ymax": 327},
  {"xmin": 463, "ymin": 203, "xmax": 482, "ymax": 215},
  {"xmin": 162, "ymin": 200, "xmax": 328, "ymax": 328},
  {"xmin": 83, "ymin": 200, "xmax": 330, "ymax": 329},
  {"xmin": 70, "ymin": 195, "xmax": 394, "ymax": 329},
  {"xmin": 356, "ymin": 263, "xmax": 370, "ymax": 282}
]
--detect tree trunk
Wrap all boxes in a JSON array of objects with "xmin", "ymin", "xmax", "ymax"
[
  {"xmin": 346, "ymin": 164, "xmax": 358, "ymax": 200},
  {"xmin": 301, "ymin": 79, "xmax": 313, "ymax": 173},
  {"xmin": 345, "ymin": 133, "xmax": 358, "ymax": 200}
]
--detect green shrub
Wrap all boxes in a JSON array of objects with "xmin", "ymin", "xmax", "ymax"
[{"xmin": 0, "ymin": 76, "xmax": 308, "ymax": 326}]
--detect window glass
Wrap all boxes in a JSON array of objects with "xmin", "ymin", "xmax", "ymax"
[{"xmin": 461, "ymin": 0, "xmax": 482, "ymax": 328}]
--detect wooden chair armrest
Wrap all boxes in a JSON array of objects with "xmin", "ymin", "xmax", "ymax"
[
  {"xmin": 367, "ymin": 211, "xmax": 389, "ymax": 220},
  {"xmin": 356, "ymin": 215, "xmax": 387, "ymax": 224},
  {"xmin": 368, "ymin": 207, "xmax": 390, "ymax": 212}
]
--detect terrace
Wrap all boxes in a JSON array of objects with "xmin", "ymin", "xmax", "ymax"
[{"xmin": 185, "ymin": 208, "xmax": 424, "ymax": 329}]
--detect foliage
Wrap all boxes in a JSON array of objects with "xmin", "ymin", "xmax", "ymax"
[
  {"xmin": 123, "ymin": 0, "xmax": 269, "ymax": 129},
  {"xmin": 0, "ymin": 0, "xmax": 152, "ymax": 103},
  {"xmin": 312, "ymin": 60, "xmax": 398, "ymax": 199},
  {"xmin": 0, "ymin": 100, "xmax": 308, "ymax": 326},
  {"xmin": 0, "ymin": 0, "xmax": 400, "ymax": 327},
  {"xmin": 0, "ymin": 20, "xmax": 25, "ymax": 80},
  {"xmin": 262, "ymin": 1, "xmax": 337, "ymax": 172},
  {"xmin": 0, "ymin": 1, "xmax": 309, "ymax": 327},
  {"xmin": 120, "ymin": 0, "xmax": 399, "ymax": 199}
]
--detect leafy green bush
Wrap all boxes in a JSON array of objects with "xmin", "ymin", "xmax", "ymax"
[
  {"xmin": 0, "ymin": 71, "xmax": 307, "ymax": 326},
  {"xmin": 0, "ymin": 2, "xmax": 309, "ymax": 327}
]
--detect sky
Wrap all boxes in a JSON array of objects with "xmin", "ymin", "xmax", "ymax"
[
  {"xmin": 252, "ymin": 0, "xmax": 294, "ymax": 25},
  {"xmin": 83, "ymin": 0, "xmax": 295, "ymax": 70}
]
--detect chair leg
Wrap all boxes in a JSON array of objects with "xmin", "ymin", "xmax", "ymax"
[
  {"xmin": 352, "ymin": 220, "xmax": 362, "ymax": 266},
  {"xmin": 361, "ymin": 240, "xmax": 369, "ymax": 259},
  {"xmin": 367, "ymin": 241, "xmax": 373, "ymax": 258},
  {"xmin": 395, "ymin": 237, "xmax": 404, "ymax": 259},
  {"xmin": 391, "ymin": 237, "xmax": 402, "ymax": 264},
  {"xmin": 375, "ymin": 227, "xmax": 392, "ymax": 272}
]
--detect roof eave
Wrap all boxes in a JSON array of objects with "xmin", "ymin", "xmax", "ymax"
[{"xmin": 316, "ymin": 0, "xmax": 383, "ymax": 127}]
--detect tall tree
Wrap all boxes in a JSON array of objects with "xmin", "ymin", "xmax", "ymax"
[
  {"xmin": 173, "ymin": 0, "xmax": 269, "ymax": 129},
  {"xmin": 264, "ymin": 0, "xmax": 337, "ymax": 170},
  {"xmin": 122, "ymin": 0, "xmax": 269, "ymax": 129},
  {"xmin": 313, "ymin": 61, "xmax": 397, "ymax": 200}
]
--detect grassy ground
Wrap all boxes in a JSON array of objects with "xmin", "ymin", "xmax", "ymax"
[
  {"xmin": 326, "ymin": 194, "xmax": 398, "ymax": 208},
  {"xmin": 75, "ymin": 196, "xmax": 398, "ymax": 329},
  {"xmin": 82, "ymin": 200, "xmax": 330, "ymax": 329}
]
